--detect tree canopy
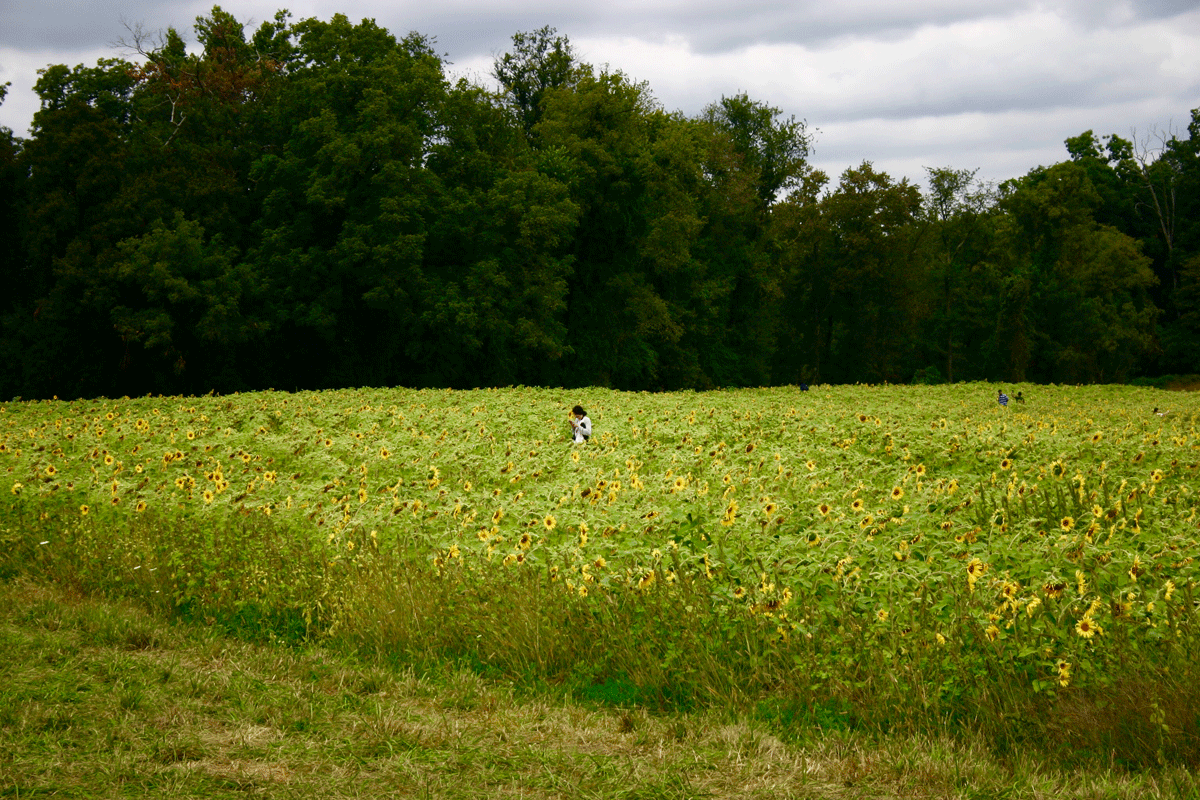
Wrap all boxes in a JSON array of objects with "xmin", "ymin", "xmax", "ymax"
[{"xmin": 2, "ymin": 7, "xmax": 1197, "ymax": 398}]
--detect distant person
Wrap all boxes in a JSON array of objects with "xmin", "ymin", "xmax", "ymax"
[
  {"xmin": 570, "ymin": 405, "xmax": 592, "ymax": 443},
  {"xmin": 800, "ymin": 383, "xmax": 809, "ymax": 391},
  {"xmin": 998, "ymin": 389, "xmax": 1009, "ymax": 408},
  {"xmin": 1014, "ymin": 391, "xmax": 1025, "ymax": 404}
]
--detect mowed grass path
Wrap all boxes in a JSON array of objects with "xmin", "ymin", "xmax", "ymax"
[{"xmin": 4, "ymin": 580, "xmax": 1198, "ymax": 800}]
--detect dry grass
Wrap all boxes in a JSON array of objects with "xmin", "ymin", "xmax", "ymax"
[{"xmin": 2, "ymin": 579, "xmax": 1197, "ymax": 799}]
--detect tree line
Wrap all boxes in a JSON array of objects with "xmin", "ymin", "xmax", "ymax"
[{"xmin": 1, "ymin": 8, "xmax": 1197, "ymax": 398}]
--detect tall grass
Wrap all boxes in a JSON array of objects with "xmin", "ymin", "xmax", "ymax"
[{"xmin": 5, "ymin": 485, "xmax": 1199, "ymax": 769}]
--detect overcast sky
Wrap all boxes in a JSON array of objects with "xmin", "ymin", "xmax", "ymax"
[{"xmin": 2, "ymin": 0, "xmax": 1198, "ymax": 188}]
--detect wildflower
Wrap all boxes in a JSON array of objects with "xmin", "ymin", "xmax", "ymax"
[
  {"xmin": 1025, "ymin": 596, "xmax": 1042, "ymax": 616},
  {"xmin": 542, "ymin": 514, "xmax": 556, "ymax": 531},
  {"xmin": 1000, "ymin": 458, "xmax": 1012, "ymax": 470},
  {"xmin": 579, "ymin": 530, "xmax": 588, "ymax": 547},
  {"xmin": 1057, "ymin": 659, "xmax": 1072, "ymax": 687},
  {"xmin": 571, "ymin": 450, "xmax": 580, "ymax": 463},
  {"xmin": 358, "ymin": 487, "xmax": 368, "ymax": 503},
  {"xmin": 1060, "ymin": 516, "xmax": 1075, "ymax": 532},
  {"xmin": 1044, "ymin": 581, "xmax": 1066, "ymax": 599},
  {"xmin": 1128, "ymin": 557, "xmax": 1142, "ymax": 582},
  {"xmin": 502, "ymin": 553, "xmax": 516, "ymax": 566},
  {"xmin": 1165, "ymin": 580, "xmax": 1176, "ymax": 601},
  {"xmin": 1075, "ymin": 569, "xmax": 1088, "ymax": 595},
  {"xmin": 859, "ymin": 515, "xmax": 873, "ymax": 529},
  {"xmin": 203, "ymin": 490, "xmax": 214, "ymax": 504},
  {"xmin": 915, "ymin": 464, "xmax": 926, "ymax": 476},
  {"xmin": 806, "ymin": 460, "xmax": 816, "ymax": 471},
  {"xmin": 876, "ymin": 608, "xmax": 888, "ymax": 623},
  {"xmin": 721, "ymin": 499, "xmax": 739, "ymax": 527},
  {"xmin": 80, "ymin": 505, "xmax": 89, "ymax": 516},
  {"xmin": 1151, "ymin": 469, "xmax": 1165, "ymax": 483},
  {"xmin": 985, "ymin": 624, "xmax": 1000, "ymax": 642},
  {"xmin": 10, "ymin": 482, "xmax": 21, "ymax": 496},
  {"xmin": 519, "ymin": 532, "xmax": 533, "ymax": 550},
  {"xmin": 135, "ymin": 500, "xmax": 147, "ymax": 513},
  {"xmin": 1050, "ymin": 460, "xmax": 1067, "ymax": 479},
  {"xmin": 492, "ymin": 508, "xmax": 504, "ymax": 524},
  {"xmin": 817, "ymin": 502, "xmax": 831, "ymax": 516},
  {"xmin": 891, "ymin": 486, "xmax": 904, "ymax": 500},
  {"xmin": 1074, "ymin": 616, "xmax": 1100, "ymax": 639},
  {"xmin": 935, "ymin": 633, "xmax": 946, "ymax": 645},
  {"xmin": 380, "ymin": 447, "xmax": 391, "ymax": 459}
]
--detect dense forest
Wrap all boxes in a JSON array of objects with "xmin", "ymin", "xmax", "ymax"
[{"xmin": 1, "ymin": 8, "xmax": 1197, "ymax": 398}]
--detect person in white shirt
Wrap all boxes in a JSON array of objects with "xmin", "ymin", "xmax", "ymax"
[{"xmin": 570, "ymin": 405, "xmax": 591, "ymax": 443}]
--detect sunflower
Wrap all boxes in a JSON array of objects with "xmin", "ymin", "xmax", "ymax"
[
  {"xmin": 890, "ymin": 486, "xmax": 904, "ymax": 500},
  {"xmin": 519, "ymin": 532, "xmax": 533, "ymax": 550},
  {"xmin": 763, "ymin": 502, "xmax": 778, "ymax": 517},
  {"xmin": 571, "ymin": 450, "xmax": 580, "ymax": 463},
  {"xmin": 859, "ymin": 515, "xmax": 873, "ymax": 529},
  {"xmin": 358, "ymin": 487, "xmax": 368, "ymax": 503},
  {"xmin": 915, "ymin": 464, "xmax": 927, "ymax": 476},
  {"xmin": 817, "ymin": 502, "xmax": 831, "ymax": 517},
  {"xmin": 1056, "ymin": 659, "xmax": 1072, "ymax": 687},
  {"xmin": 1044, "ymin": 582, "xmax": 1066, "ymax": 599},
  {"xmin": 805, "ymin": 460, "xmax": 817, "ymax": 471},
  {"xmin": 1091, "ymin": 432, "xmax": 1102, "ymax": 444},
  {"xmin": 851, "ymin": 498, "xmax": 864, "ymax": 512},
  {"xmin": 542, "ymin": 514, "xmax": 556, "ymax": 531},
  {"xmin": 1074, "ymin": 616, "xmax": 1100, "ymax": 639},
  {"xmin": 999, "ymin": 458, "xmax": 1012, "ymax": 470},
  {"xmin": 380, "ymin": 447, "xmax": 391, "ymax": 459},
  {"xmin": 492, "ymin": 508, "xmax": 504, "ymax": 524},
  {"xmin": 135, "ymin": 500, "xmax": 147, "ymax": 513},
  {"xmin": 1050, "ymin": 460, "xmax": 1067, "ymax": 479},
  {"xmin": 1151, "ymin": 469, "xmax": 1165, "ymax": 483},
  {"xmin": 1060, "ymin": 516, "xmax": 1075, "ymax": 532},
  {"xmin": 1132, "ymin": 452, "xmax": 1144, "ymax": 464},
  {"xmin": 202, "ymin": 490, "xmax": 214, "ymax": 504},
  {"xmin": 876, "ymin": 608, "xmax": 888, "ymax": 622},
  {"xmin": 80, "ymin": 505, "xmax": 89, "ymax": 516}
]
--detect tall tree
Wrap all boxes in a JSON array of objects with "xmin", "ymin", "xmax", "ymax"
[{"xmin": 493, "ymin": 26, "xmax": 576, "ymax": 139}]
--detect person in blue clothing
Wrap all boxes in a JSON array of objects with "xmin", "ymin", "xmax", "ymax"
[{"xmin": 998, "ymin": 389, "xmax": 1009, "ymax": 407}]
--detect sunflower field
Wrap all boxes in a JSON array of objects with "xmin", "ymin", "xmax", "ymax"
[{"xmin": 3, "ymin": 383, "xmax": 1199, "ymax": 763}]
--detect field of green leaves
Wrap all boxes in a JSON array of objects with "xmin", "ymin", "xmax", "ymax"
[{"xmin": 3, "ymin": 383, "xmax": 1199, "ymax": 766}]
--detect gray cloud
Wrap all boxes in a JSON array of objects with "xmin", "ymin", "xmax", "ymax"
[{"xmin": 2, "ymin": 0, "xmax": 1198, "ymax": 187}]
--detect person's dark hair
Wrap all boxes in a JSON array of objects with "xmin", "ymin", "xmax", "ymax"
[{"xmin": 572, "ymin": 405, "xmax": 586, "ymax": 416}]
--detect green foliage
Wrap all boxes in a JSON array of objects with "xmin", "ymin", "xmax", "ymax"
[{"xmin": 1, "ymin": 6, "xmax": 1199, "ymax": 396}]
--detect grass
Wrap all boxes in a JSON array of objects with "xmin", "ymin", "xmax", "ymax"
[{"xmin": 4, "ymin": 579, "xmax": 1200, "ymax": 799}]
